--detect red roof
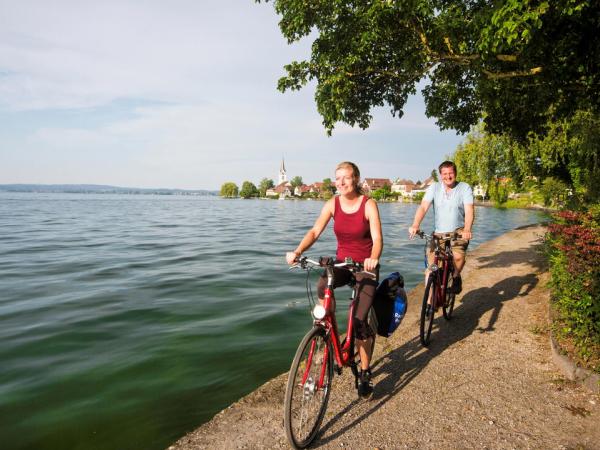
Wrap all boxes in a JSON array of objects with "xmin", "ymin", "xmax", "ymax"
[{"xmin": 363, "ymin": 178, "xmax": 391, "ymax": 190}]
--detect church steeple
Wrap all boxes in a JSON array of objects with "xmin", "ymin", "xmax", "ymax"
[{"xmin": 279, "ymin": 157, "xmax": 287, "ymax": 185}]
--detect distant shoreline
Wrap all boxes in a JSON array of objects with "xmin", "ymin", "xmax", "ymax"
[{"xmin": 0, "ymin": 184, "xmax": 218, "ymax": 196}]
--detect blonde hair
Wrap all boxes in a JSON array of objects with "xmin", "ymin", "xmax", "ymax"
[{"xmin": 335, "ymin": 161, "xmax": 363, "ymax": 194}]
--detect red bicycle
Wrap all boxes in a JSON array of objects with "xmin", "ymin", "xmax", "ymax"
[
  {"xmin": 416, "ymin": 230, "xmax": 459, "ymax": 346},
  {"xmin": 284, "ymin": 256, "xmax": 377, "ymax": 449}
]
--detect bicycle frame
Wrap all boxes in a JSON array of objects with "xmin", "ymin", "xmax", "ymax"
[
  {"xmin": 298, "ymin": 260, "xmax": 364, "ymax": 391},
  {"xmin": 428, "ymin": 238, "xmax": 455, "ymax": 308},
  {"xmin": 319, "ymin": 265, "xmax": 358, "ymax": 370}
]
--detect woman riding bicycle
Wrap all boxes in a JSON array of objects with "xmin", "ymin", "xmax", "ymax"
[{"xmin": 285, "ymin": 161, "xmax": 383, "ymax": 398}]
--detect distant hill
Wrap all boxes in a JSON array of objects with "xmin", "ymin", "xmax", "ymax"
[{"xmin": 0, "ymin": 184, "xmax": 217, "ymax": 196}]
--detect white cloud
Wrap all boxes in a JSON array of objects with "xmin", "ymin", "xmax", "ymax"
[
  {"xmin": 0, "ymin": 0, "xmax": 465, "ymax": 189},
  {"xmin": 0, "ymin": 0, "xmax": 298, "ymax": 110}
]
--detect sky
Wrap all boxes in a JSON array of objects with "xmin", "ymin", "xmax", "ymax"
[{"xmin": 0, "ymin": 0, "xmax": 466, "ymax": 190}]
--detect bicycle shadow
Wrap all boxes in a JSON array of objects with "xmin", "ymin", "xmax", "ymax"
[
  {"xmin": 313, "ymin": 273, "xmax": 539, "ymax": 447},
  {"xmin": 475, "ymin": 244, "xmax": 546, "ymax": 272}
]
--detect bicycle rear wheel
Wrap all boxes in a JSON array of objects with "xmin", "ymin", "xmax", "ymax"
[
  {"xmin": 442, "ymin": 276, "xmax": 456, "ymax": 320},
  {"xmin": 420, "ymin": 275, "xmax": 436, "ymax": 346},
  {"xmin": 284, "ymin": 326, "xmax": 333, "ymax": 449}
]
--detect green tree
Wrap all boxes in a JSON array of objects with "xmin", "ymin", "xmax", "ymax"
[
  {"xmin": 258, "ymin": 178, "xmax": 275, "ymax": 197},
  {"xmin": 290, "ymin": 176, "xmax": 303, "ymax": 188},
  {"xmin": 371, "ymin": 184, "xmax": 391, "ymax": 201},
  {"xmin": 220, "ymin": 182, "xmax": 239, "ymax": 198},
  {"xmin": 453, "ymin": 124, "xmax": 522, "ymax": 203},
  {"xmin": 430, "ymin": 170, "xmax": 438, "ymax": 183},
  {"xmin": 540, "ymin": 177, "xmax": 569, "ymax": 207},
  {"xmin": 321, "ymin": 178, "xmax": 335, "ymax": 199},
  {"xmin": 519, "ymin": 110, "xmax": 600, "ymax": 203},
  {"xmin": 239, "ymin": 181, "xmax": 259, "ymax": 199},
  {"xmin": 258, "ymin": 0, "xmax": 599, "ymax": 140}
]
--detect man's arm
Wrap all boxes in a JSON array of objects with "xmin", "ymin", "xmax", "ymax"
[
  {"xmin": 408, "ymin": 199, "xmax": 431, "ymax": 239},
  {"xmin": 462, "ymin": 203, "xmax": 474, "ymax": 240}
]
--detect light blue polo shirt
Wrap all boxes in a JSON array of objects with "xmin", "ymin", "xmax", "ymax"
[{"xmin": 424, "ymin": 182, "xmax": 474, "ymax": 233}]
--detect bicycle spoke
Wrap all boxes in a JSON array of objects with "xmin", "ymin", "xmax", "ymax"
[{"xmin": 284, "ymin": 327, "xmax": 332, "ymax": 449}]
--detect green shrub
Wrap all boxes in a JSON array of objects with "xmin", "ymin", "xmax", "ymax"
[{"xmin": 547, "ymin": 208, "xmax": 600, "ymax": 371}]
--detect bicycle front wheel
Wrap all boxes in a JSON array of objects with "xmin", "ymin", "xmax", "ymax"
[
  {"xmin": 420, "ymin": 275, "xmax": 436, "ymax": 346},
  {"xmin": 442, "ymin": 276, "xmax": 456, "ymax": 320},
  {"xmin": 284, "ymin": 326, "xmax": 333, "ymax": 449}
]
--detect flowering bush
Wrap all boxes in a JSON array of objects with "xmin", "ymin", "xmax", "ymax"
[{"xmin": 547, "ymin": 207, "xmax": 600, "ymax": 371}]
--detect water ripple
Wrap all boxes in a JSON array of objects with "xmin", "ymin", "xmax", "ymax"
[{"xmin": 0, "ymin": 193, "xmax": 545, "ymax": 450}]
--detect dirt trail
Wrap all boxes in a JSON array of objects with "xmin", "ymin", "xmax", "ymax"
[{"xmin": 170, "ymin": 224, "xmax": 600, "ymax": 450}]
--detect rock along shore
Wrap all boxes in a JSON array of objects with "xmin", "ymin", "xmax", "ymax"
[{"xmin": 169, "ymin": 224, "xmax": 599, "ymax": 450}]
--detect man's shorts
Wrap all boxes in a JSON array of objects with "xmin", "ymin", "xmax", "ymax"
[{"xmin": 427, "ymin": 227, "xmax": 469, "ymax": 265}]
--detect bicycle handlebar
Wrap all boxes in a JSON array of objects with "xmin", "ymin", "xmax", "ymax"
[
  {"xmin": 291, "ymin": 256, "xmax": 376, "ymax": 279},
  {"xmin": 416, "ymin": 230, "xmax": 462, "ymax": 241}
]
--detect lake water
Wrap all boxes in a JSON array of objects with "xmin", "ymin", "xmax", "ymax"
[{"xmin": 0, "ymin": 193, "xmax": 545, "ymax": 450}]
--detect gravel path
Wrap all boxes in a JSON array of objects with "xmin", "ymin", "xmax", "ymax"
[{"xmin": 169, "ymin": 224, "xmax": 600, "ymax": 450}]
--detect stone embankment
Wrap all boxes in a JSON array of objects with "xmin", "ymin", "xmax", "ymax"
[{"xmin": 170, "ymin": 224, "xmax": 599, "ymax": 450}]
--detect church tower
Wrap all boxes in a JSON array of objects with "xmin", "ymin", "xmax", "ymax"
[{"xmin": 278, "ymin": 157, "xmax": 287, "ymax": 185}]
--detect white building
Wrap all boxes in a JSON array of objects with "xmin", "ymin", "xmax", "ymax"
[{"xmin": 278, "ymin": 157, "xmax": 287, "ymax": 185}]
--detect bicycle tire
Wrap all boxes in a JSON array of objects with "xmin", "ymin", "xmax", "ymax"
[
  {"xmin": 284, "ymin": 326, "xmax": 333, "ymax": 449},
  {"xmin": 442, "ymin": 276, "xmax": 456, "ymax": 320},
  {"xmin": 420, "ymin": 275, "xmax": 436, "ymax": 346}
]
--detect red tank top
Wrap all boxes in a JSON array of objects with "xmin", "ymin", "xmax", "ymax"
[{"xmin": 333, "ymin": 195, "xmax": 373, "ymax": 263}]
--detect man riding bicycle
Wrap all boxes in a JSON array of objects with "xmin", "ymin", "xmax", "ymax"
[{"xmin": 408, "ymin": 160, "xmax": 474, "ymax": 296}]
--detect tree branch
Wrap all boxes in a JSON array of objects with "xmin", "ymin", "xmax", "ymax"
[{"xmin": 482, "ymin": 67, "xmax": 543, "ymax": 79}]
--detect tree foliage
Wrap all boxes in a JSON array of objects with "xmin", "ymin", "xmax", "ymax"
[
  {"xmin": 430, "ymin": 169, "xmax": 438, "ymax": 182},
  {"xmin": 370, "ymin": 183, "xmax": 391, "ymax": 201},
  {"xmin": 540, "ymin": 177, "xmax": 569, "ymax": 207},
  {"xmin": 453, "ymin": 124, "xmax": 521, "ymax": 202},
  {"xmin": 290, "ymin": 175, "xmax": 303, "ymax": 187},
  {"xmin": 220, "ymin": 182, "xmax": 239, "ymax": 198},
  {"xmin": 523, "ymin": 111, "xmax": 600, "ymax": 202},
  {"xmin": 258, "ymin": 178, "xmax": 275, "ymax": 197},
  {"xmin": 321, "ymin": 178, "xmax": 335, "ymax": 199},
  {"xmin": 322, "ymin": 178, "xmax": 333, "ymax": 188},
  {"xmin": 258, "ymin": 0, "xmax": 600, "ymax": 139},
  {"xmin": 453, "ymin": 110, "xmax": 600, "ymax": 204},
  {"xmin": 240, "ymin": 181, "xmax": 259, "ymax": 199}
]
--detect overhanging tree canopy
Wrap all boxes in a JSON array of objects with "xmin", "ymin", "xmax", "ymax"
[{"xmin": 258, "ymin": 0, "xmax": 600, "ymax": 139}]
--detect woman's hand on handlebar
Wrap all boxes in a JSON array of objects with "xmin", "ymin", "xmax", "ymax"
[
  {"xmin": 363, "ymin": 257, "xmax": 378, "ymax": 272},
  {"xmin": 286, "ymin": 251, "xmax": 300, "ymax": 265},
  {"xmin": 408, "ymin": 226, "xmax": 419, "ymax": 239}
]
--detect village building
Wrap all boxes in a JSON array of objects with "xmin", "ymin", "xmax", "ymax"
[
  {"xmin": 294, "ymin": 184, "xmax": 312, "ymax": 197},
  {"xmin": 278, "ymin": 157, "xmax": 287, "ymax": 185},
  {"xmin": 391, "ymin": 178, "xmax": 416, "ymax": 198},
  {"xmin": 473, "ymin": 184, "xmax": 486, "ymax": 198},
  {"xmin": 263, "ymin": 158, "xmax": 439, "ymax": 201},
  {"xmin": 266, "ymin": 157, "xmax": 292, "ymax": 198},
  {"xmin": 361, "ymin": 178, "xmax": 392, "ymax": 193}
]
